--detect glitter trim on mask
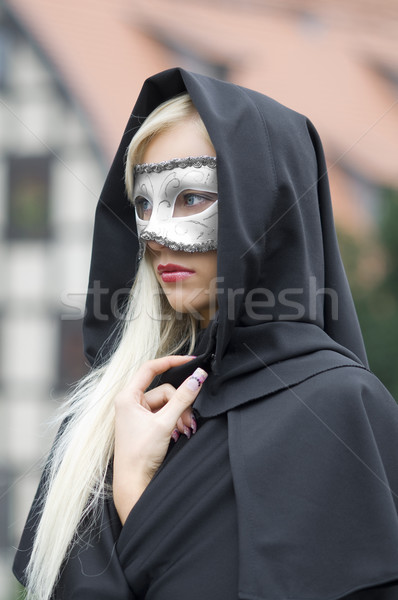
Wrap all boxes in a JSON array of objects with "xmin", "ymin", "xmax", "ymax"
[
  {"xmin": 134, "ymin": 156, "xmax": 217, "ymax": 175},
  {"xmin": 140, "ymin": 231, "xmax": 217, "ymax": 253}
]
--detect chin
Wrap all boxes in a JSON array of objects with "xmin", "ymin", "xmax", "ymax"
[{"xmin": 166, "ymin": 299, "xmax": 203, "ymax": 317}]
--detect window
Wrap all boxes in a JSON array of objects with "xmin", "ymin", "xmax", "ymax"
[
  {"xmin": 0, "ymin": 28, "xmax": 10, "ymax": 90},
  {"xmin": 57, "ymin": 317, "xmax": 88, "ymax": 390},
  {"xmin": 7, "ymin": 155, "xmax": 52, "ymax": 240},
  {"xmin": 0, "ymin": 468, "xmax": 13, "ymax": 549},
  {"xmin": 150, "ymin": 30, "xmax": 229, "ymax": 81},
  {"xmin": 0, "ymin": 15, "xmax": 13, "ymax": 91},
  {"xmin": 173, "ymin": 53, "xmax": 229, "ymax": 81}
]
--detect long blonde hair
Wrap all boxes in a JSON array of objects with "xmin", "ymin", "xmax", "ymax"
[{"xmin": 24, "ymin": 93, "xmax": 211, "ymax": 600}]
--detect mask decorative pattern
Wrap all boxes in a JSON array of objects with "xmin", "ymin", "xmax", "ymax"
[{"xmin": 133, "ymin": 156, "xmax": 218, "ymax": 257}]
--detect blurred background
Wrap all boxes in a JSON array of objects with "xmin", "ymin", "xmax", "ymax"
[{"xmin": 0, "ymin": 0, "xmax": 397, "ymax": 597}]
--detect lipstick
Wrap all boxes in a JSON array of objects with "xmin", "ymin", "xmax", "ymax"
[{"xmin": 157, "ymin": 263, "xmax": 195, "ymax": 283}]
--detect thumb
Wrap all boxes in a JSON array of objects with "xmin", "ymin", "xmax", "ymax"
[{"xmin": 159, "ymin": 368, "xmax": 208, "ymax": 429}]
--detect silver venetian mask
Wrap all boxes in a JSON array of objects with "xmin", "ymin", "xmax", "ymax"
[{"xmin": 133, "ymin": 156, "xmax": 218, "ymax": 256}]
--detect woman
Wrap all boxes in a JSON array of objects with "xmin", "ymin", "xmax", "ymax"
[{"xmin": 13, "ymin": 68, "xmax": 398, "ymax": 599}]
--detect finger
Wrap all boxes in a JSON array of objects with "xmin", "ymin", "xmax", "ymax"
[
  {"xmin": 171, "ymin": 429, "xmax": 180, "ymax": 443},
  {"xmin": 178, "ymin": 408, "xmax": 196, "ymax": 435},
  {"xmin": 175, "ymin": 413, "xmax": 194, "ymax": 437},
  {"xmin": 158, "ymin": 368, "xmax": 208, "ymax": 431},
  {"xmin": 129, "ymin": 355, "xmax": 196, "ymax": 395},
  {"xmin": 144, "ymin": 384, "xmax": 176, "ymax": 411}
]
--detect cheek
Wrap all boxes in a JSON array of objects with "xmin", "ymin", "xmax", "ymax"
[
  {"xmin": 198, "ymin": 251, "xmax": 217, "ymax": 275},
  {"xmin": 201, "ymin": 253, "xmax": 218, "ymax": 285}
]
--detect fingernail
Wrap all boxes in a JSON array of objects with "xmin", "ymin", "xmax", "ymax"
[
  {"xmin": 171, "ymin": 429, "xmax": 180, "ymax": 443},
  {"xmin": 185, "ymin": 368, "xmax": 208, "ymax": 391},
  {"xmin": 191, "ymin": 415, "xmax": 197, "ymax": 435},
  {"xmin": 183, "ymin": 425, "xmax": 192, "ymax": 439}
]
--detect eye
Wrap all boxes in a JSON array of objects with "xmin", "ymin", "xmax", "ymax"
[
  {"xmin": 173, "ymin": 190, "xmax": 218, "ymax": 217},
  {"xmin": 185, "ymin": 193, "xmax": 206, "ymax": 207},
  {"xmin": 135, "ymin": 196, "xmax": 153, "ymax": 220}
]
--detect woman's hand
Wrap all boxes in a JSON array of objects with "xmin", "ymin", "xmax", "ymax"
[{"xmin": 113, "ymin": 356, "xmax": 207, "ymax": 524}]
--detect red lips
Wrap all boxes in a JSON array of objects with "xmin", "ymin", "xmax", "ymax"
[
  {"xmin": 157, "ymin": 263, "xmax": 195, "ymax": 274},
  {"xmin": 157, "ymin": 263, "xmax": 195, "ymax": 283}
]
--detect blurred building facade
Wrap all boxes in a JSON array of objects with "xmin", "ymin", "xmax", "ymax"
[
  {"xmin": 0, "ymin": 0, "xmax": 397, "ymax": 597},
  {"xmin": 0, "ymin": 3, "xmax": 105, "ymax": 598}
]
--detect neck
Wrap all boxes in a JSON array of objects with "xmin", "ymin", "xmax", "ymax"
[{"xmin": 198, "ymin": 304, "xmax": 218, "ymax": 329}]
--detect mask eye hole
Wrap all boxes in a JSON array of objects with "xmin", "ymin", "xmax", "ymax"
[
  {"xmin": 135, "ymin": 196, "xmax": 153, "ymax": 221},
  {"xmin": 173, "ymin": 190, "xmax": 218, "ymax": 218}
]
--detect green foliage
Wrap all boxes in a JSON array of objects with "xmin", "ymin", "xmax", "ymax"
[
  {"xmin": 11, "ymin": 581, "xmax": 25, "ymax": 600},
  {"xmin": 338, "ymin": 188, "xmax": 398, "ymax": 401}
]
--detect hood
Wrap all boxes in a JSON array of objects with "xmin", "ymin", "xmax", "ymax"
[{"xmin": 83, "ymin": 68, "xmax": 368, "ymax": 414}]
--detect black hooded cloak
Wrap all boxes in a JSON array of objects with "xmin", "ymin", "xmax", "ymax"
[{"xmin": 13, "ymin": 68, "xmax": 398, "ymax": 599}]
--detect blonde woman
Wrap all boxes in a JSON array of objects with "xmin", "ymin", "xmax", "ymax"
[{"xmin": 14, "ymin": 68, "xmax": 398, "ymax": 599}]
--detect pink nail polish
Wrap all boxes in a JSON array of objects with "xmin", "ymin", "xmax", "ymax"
[
  {"xmin": 186, "ymin": 368, "xmax": 208, "ymax": 391},
  {"xmin": 183, "ymin": 425, "xmax": 191, "ymax": 439},
  {"xmin": 171, "ymin": 429, "xmax": 180, "ymax": 443},
  {"xmin": 191, "ymin": 415, "xmax": 197, "ymax": 435}
]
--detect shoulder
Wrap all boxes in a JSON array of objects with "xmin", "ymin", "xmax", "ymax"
[
  {"xmin": 294, "ymin": 362, "xmax": 397, "ymax": 416},
  {"xmin": 236, "ymin": 357, "xmax": 398, "ymax": 440},
  {"xmin": 231, "ymin": 361, "xmax": 398, "ymax": 496}
]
